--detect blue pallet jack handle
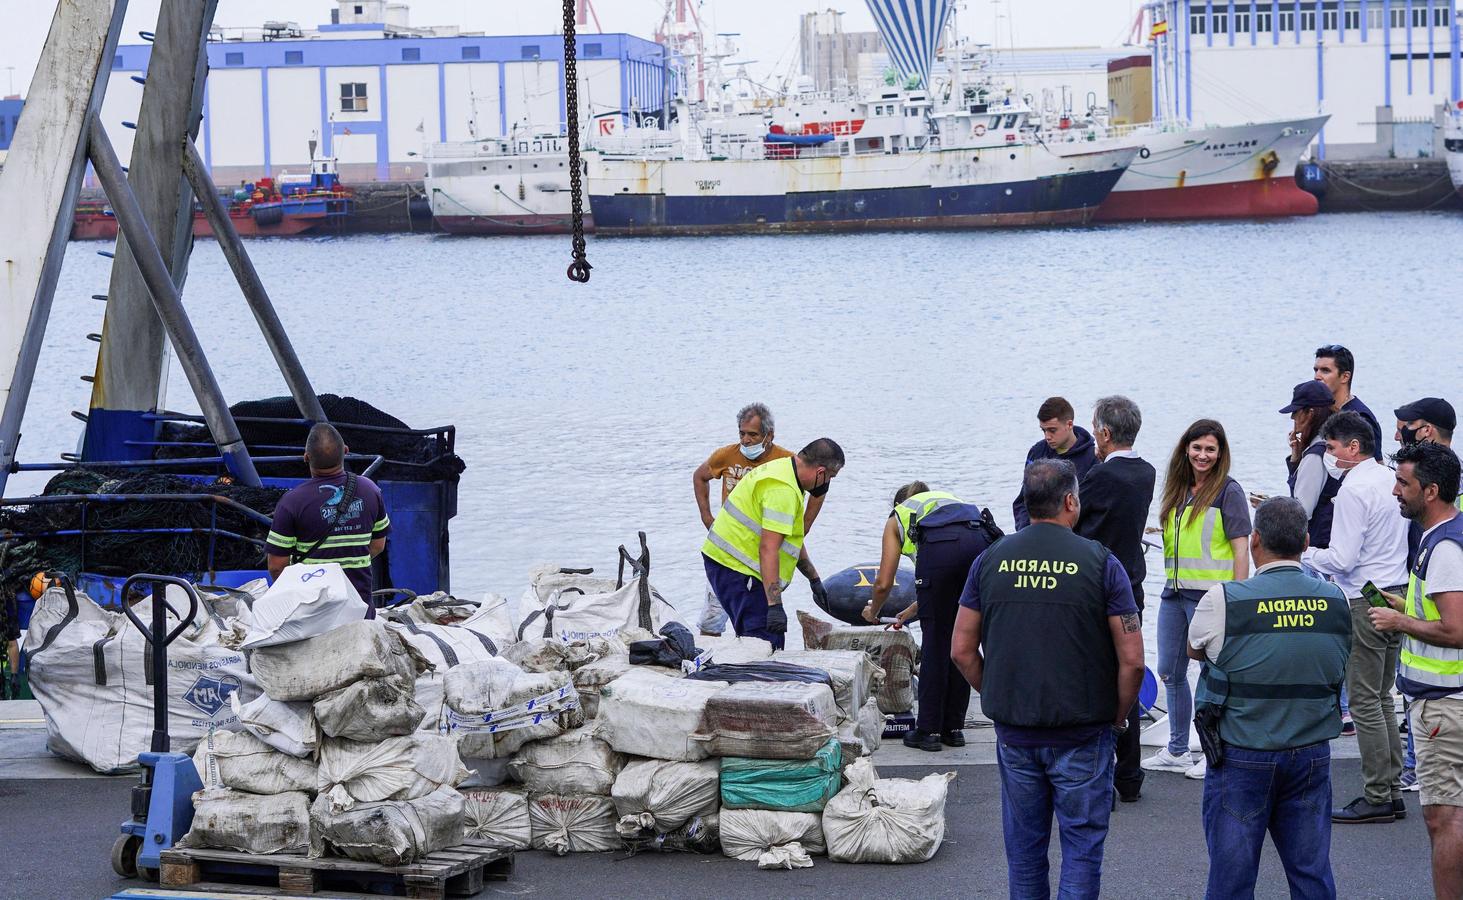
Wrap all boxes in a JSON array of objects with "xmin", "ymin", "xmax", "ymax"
[{"xmin": 114, "ymin": 575, "xmax": 204, "ymax": 881}]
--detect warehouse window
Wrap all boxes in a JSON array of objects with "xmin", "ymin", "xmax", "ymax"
[
  {"xmin": 461, "ymin": 46, "xmax": 481, "ymax": 60},
  {"xmin": 1344, "ymin": 3, "xmax": 1360, "ymax": 30},
  {"xmin": 1235, "ymin": 8, "xmax": 1251, "ymax": 34},
  {"xmin": 1300, "ymin": 9, "xmax": 1316, "ymax": 30},
  {"xmin": 1322, "ymin": 7, "xmax": 1337, "ymax": 30},
  {"xmin": 1190, "ymin": 12, "xmax": 1206, "ymax": 33},
  {"xmin": 1213, "ymin": 11, "xmax": 1228, "ymax": 34},
  {"xmin": 521, "ymin": 44, "xmax": 541, "ymax": 60},
  {"xmin": 1257, "ymin": 3, "xmax": 1273, "ymax": 32},
  {"xmin": 584, "ymin": 42, "xmax": 603, "ymax": 57},
  {"xmin": 1280, "ymin": 8, "xmax": 1295, "ymax": 30},
  {"xmin": 401, "ymin": 47, "xmax": 420, "ymax": 61},
  {"xmin": 225, "ymin": 51, "xmax": 244, "ymax": 66},
  {"xmin": 1435, "ymin": 6, "xmax": 1450, "ymax": 25},
  {"xmin": 1412, "ymin": 6, "xmax": 1428, "ymax": 27},
  {"xmin": 285, "ymin": 50, "xmax": 303, "ymax": 65},
  {"xmin": 340, "ymin": 82, "xmax": 368, "ymax": 112}
]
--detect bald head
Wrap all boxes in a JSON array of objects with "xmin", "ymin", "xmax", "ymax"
[{"xmin": 305, "ymin": 423, "xmax": 346, "ymax": 474}]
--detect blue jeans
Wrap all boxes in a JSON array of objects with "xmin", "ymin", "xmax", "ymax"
[
  {"xmin": 1157, "ymin": 592, "xmax": 1199, "ymax": 755},
  {"xmin": 1202, "ymin": 742, "xmax": 1336, "ymax": 900},
  {"xmin": 997, "ymin": 729, "xmax": 1115, "ymax": 900},
  {"xmin": 702, "ymin": 555, "xmax": 783, "ymax": 649}
]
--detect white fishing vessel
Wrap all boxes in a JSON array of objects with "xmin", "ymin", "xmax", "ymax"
[{"xmin": 1446, "ymin": 104, "xmax": 1463, "ymax": 200}]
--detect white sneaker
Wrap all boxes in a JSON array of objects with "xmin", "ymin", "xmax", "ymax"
[
  {"xmin": 1185, "ymin": 758, "xmax": 1208, "ymax": 779},
  {"xmin": 1141, "ymin": 747, "xmax": 1192, "ymax": 773}
]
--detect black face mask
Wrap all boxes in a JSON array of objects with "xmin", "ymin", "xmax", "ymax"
[
  {"xmin": 808, "ymin": 470, "xmax": 830, "ymax": 498},
  {"xmin": 1399, "ymin": 425, "xmax": 1422, "ymax": 447}
]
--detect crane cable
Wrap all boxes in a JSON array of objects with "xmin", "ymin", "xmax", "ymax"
[{"xmin": 562, "ymin": 0, "xmax": 592, "ymax": 283}]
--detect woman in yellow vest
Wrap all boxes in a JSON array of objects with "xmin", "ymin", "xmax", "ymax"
[
  {"xmin": 1144, "ymin": 419, "xmax": 1252, "ymax": 779},
  {"xmin": 864, "ymin": 481, "xmax": 1002, "ymax": 751}
]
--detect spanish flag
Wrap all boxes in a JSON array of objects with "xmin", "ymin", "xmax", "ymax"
[{"xmin": 1151, "ymin": 20, "xmax": 1170, "ymax": 37}]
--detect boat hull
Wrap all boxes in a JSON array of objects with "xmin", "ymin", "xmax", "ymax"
[
  {"xmin": 587, "ymin": 145, "xmax": 1135, "ymax": 236},
  {"xmin": 1095, "ymin": 116, "xmax": 1327, "ymax": 221},
  {"xmin": 72, "ymin": 210, "xmax": 328, "ymax": 240},
  {"xmin": 434, "ymin": 213, "xmax": 592, "ymax": 235}
]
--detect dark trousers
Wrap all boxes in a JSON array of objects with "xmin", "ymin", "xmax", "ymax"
[
  {"xmin": 1114, "ymin": 596, "xmax": 1143, "ymax": 798},
  {"xmin": 913, "ymin": 523, "xmax": 986, "ymax": 735},
  {"xmin": 702, "ymin": 555, "xmax": 783, "ymax": 650}
]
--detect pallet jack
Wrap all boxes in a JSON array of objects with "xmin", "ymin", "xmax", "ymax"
[{"xmin": 109, "ymin": 575, "xmax": 204, "ymax": 882}]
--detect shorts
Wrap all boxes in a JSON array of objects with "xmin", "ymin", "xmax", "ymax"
[{"xmin": 1411, "ymin": 696, "xmax": 1463, "ymax": 808}]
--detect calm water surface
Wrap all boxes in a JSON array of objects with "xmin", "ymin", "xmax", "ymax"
[{"xmin": 16, "ymin": 212, "xmax": 1463, "ymax": 645}]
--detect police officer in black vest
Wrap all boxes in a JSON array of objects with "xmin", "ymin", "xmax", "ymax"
[{"xmin": 953, "ymin": 459, "xmax": 1144, "ymax": 900}]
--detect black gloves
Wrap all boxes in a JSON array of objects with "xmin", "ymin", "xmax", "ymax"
[
  {"xmin": 765, "ymin": 604, "xmax": 788, "ymax": 635},
  {"xmin": 808, "ymin": 578, "xmax": 829, "ymax": 608}
]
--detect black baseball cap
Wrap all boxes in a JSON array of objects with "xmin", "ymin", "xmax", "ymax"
[
  {"xmin": 1394, "ymin": 398, "xmax": 1456, "ymax": 431},
  {"xmin": 1279, "ymin": 381, "xmax": 1334, "ymax": 414}
]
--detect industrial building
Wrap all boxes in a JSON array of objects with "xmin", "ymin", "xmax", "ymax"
[
  {"xmin": 1147, "ymin": 0, "xmax": 1462, "ymax": 158},
  {"xmin": 98, "ymin": 1, "xmax": 670, "ymax": 183},
  {"xmin": 0, "ymin": 97, "xmax": 23, "ymax": 165}
]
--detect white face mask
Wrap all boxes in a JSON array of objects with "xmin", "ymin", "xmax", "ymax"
[
  {"xmin": 1322, "ymin": 452, "xmax": 1347, "ymax": 480},
  {"xmin": 740, "ymin": 442, "xmax": 768, "ymax": 461}
]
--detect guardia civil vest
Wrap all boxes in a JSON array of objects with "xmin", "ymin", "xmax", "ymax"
[
  {"xmin": 1193, "ymin": 565, "xmax": 1350, "ymax": 750},
  {"xmin": 892, "ymin": 491, "xmax": 984, "ymax": 559},
  {"xmin": 1286, "ymin": 442, "xmax": 1342, "ymax": 549},
  {"xmin": 1163, "ymin": 477, "xmax": 1241, "ymax": 591},
  {"xmin": 702, "ymin": 456, "xmax": 805, "ymax": 587},
  {"xmin": 977, "ymin": 523, "xmax": 1117, "ymax": 728},
  {"xmin": 1398, "ymin": 513, "xmax": 1463, "ymax": 698}
]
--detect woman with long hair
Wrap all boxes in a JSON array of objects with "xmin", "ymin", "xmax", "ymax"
[{"xmin": 1143, "ymin": 419, "xmax": 1252, "ymax": 779}]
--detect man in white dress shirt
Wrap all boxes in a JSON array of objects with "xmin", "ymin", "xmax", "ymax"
[{"xmin": 1303, "ymin": 411, "xmax": 1411, "ymax": 824}]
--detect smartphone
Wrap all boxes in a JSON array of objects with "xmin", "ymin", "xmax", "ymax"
[
  {"xmin": 1249, "ymin": 491, "xmax": 1271, "ymax": 502},
  {"xmin": 1361, "ymin": 581, "xmax": 1390, "ymax": 609}
]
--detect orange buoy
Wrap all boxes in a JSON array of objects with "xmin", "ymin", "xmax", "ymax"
[{"xmin": 28, "ymin": 572, "xmax": 53, "ymax": 599}]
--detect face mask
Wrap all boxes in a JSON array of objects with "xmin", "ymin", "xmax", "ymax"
[
  {"xmin": 1322, "ymin": 453, "xmax": 1347, "ymax": 480},
  {"xmin": 808, "ymin": 470, "xmax": 830, "ymax": 498},
  {"xmin": 739, "ymin": 442, "xmax": 767, "ymax": 461},
  {"xmin": 1399, "ymin": 425, "xmax": 1421, "ymax": 447}
]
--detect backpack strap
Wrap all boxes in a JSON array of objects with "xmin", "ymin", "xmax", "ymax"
[{"xmin": 292, "ymin": 471, "xmax": 359, "ymax": 564}]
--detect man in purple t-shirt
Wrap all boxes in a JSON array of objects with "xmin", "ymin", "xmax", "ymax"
[{"xmin": 266, "ymin": 424, "xmax": 390, "ymax": 610}]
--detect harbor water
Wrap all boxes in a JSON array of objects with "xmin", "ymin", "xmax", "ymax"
[{"xmin": 17, "ymin": 211, "xmax": 1463, "ymax": 644}]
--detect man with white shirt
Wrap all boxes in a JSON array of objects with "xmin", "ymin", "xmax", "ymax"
[{"xmin": 1302, "ymin": 411, "xmax": 1411, "ymax": 824}]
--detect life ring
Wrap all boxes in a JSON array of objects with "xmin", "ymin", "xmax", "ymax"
[
  {"xmin": 1139, "ymin": 147, "xmax": 1151, "ymax": 159},
  {"xmin": 974, "ymin": 123, "xmax": 987, "ymax": 136}
]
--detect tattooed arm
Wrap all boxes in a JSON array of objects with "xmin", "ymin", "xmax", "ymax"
[{"xmin": 1106, "ymin": 558, "xmax": 1144, "ymax": 728}]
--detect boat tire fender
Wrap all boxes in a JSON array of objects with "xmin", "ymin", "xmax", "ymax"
[{"xmin": 1138, "ymin": 147, "xmax": 1151, "ymax": 159}]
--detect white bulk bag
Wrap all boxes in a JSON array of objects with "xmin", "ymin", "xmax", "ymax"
[
  {"xmin": 180, "ymin": 789, "xmax": 313, "ymax": 855},
  {"xmin": 231, "ymin": 692, "xmax": 318, "ymax": 759},
  {"xmin": 311, "ymin": 785, "xmax": 465, "ymax": 865},
  {"xmin": 442, "ymin": 661, "xmax": 572, "ymax": 759},
  {"xmin": 594, "ymin": 669, "xmax": 729, "ymax": 762},
  {"xmin": 507, "ymin": 726, "xmax": 624, "ymax": 796},
  {"xmin": 822, "ymin": 759, "xmax": 955, "ymax": 864},
  {"xmin": 317, "ymin": 733, "xmax": 468, "ymax": 814},
  {"xmin": 571, "ymin": 654, "xmax": 634, "ymax": 719},
  {"xmin": 719, "ymin": 808, "xmax": 826, "ymax": 860},
  {"xmin": 837, "ymin": 697, "xmax": 886, "ymax": 759},
  {"xmin": 250, "ymin": 619, "xmax": 422, "ymax": 702},
  {"xmin": 25, "ymin": 588, "xmax": 258, "ymax": 775},
  {"xmin": 528, "ymin": 793, "xmax": 621, "ymax": 855},
  {"xmin": 241, "ymin": 563, "xmax": 363, "ymax": 649},
  {"xmin": 611, "ymin": 758, "xmax": 720, "ymax": 837},
  {"xmin": 519, "ymin": 547, "xmax": 683, "ymax": 643},
  {"xmin": 312, "ymin": 675, "xmax": 425, "ymax": 741},
  {"xmin": 194, "ymin": 728, "xmax": 318, "ymax": 795},
  {"xmin": 462, "ymin": 787, "xmax": 532, "ymax": 850}
]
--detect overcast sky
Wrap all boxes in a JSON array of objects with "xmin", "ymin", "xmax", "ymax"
[{"xmin": 2, "ymin": 0, "xmax": 1142, "ymax": 98}]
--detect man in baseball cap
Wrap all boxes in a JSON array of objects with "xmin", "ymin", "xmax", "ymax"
[{"xmin": 1394, "ymin": 398, "xmax": 1456, "ymax": 449}]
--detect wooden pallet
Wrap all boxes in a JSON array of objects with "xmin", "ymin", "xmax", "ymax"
[{"xmin": 159, "ymin": 840, "xmax": 514, "ymax": 899}]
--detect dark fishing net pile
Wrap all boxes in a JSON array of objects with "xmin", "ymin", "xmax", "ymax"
[
  {"xmin": 0, "ymin": 469, "xmax": 285, "ymax": 600},
  {"xmin": 156, "ymin": 394, "xmax": 465, "ymax": 483}
]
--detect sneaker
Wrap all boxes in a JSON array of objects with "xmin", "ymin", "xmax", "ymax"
[
  {"xmin": 1401, "ymin": 768, "xmax": 1421, "ymax": 792},
  {"xmin": 902, "ymin": 731, "xmax": 942, "ymax": 752},
  {"xmin": 1331, "ymin": 797, "xmax": 1397, "ymax": 824},
  {"xmin": 1393, "ymin": 797, "xmax": 1407, "ymax": 820},
  {"xmin": 1185, "ymin": 758, "xmax": 1208, "ymax": 779},
  {"xmin": 1340, "ymin": 714, "xmax": 1356, "ymax": 737},
  {"xmin": 1141, "ymin": 748, "xmax": 1193, "ymax": 773},
  {"xmin": 940, "ymin": 731, "xmax": 966, "ymax": 748}
]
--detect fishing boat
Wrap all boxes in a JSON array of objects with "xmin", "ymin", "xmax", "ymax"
[
  {"xmin": 1446, "ymin": 103, "xmax": 1463, "ymax": 201},
  {"xmin": 71, "ymin": 156, "xmax": 354, "ymax": 240}
]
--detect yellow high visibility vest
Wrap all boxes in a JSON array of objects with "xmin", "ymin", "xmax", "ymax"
[
  {"xmin": 702, "ymin": 456, "xmax": 805, "ymax": 586},
  {"xmin": 1400, "ymin": 516, "xmax": 1463, "ymax": 691},
  {"xmin": 1162, "ymin": 483, "xmax": 1239, "ymax": 591},
  {"xmin": 892, "ymin": 491, "xmax": 962, "ymax": 560}
]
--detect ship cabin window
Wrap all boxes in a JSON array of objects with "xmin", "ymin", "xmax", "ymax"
[
  {"xmin": 521, "ymin": 44, "xmax": 541, "ymax": 60},
  {"xmin": 340, "ymin": 82, "xmax": 368, "ymax": 112},
  {"xmin": 225, "ymin": 52, "xmax": 244, "ymax": 66},
  {"xmin": 461, "ymin": 46, "xmax": 481, "ymax": 60},
  {"xmin": 990, "ymin": 114, "xmax": 1003, "ymax": 130},
  {"xmin": 1004, "ymin": 113, "xmax": 1018, "ymax": 129},
  {"xmin": 1256, "ymin": 5, "xmax": 1272, "ymax": 32},
  {"xmin": 401, "ymin": 47, "xmax": 421, "ymax": 61},
  {"xmin": 1190, "ymin": 12, "xmax": 1206, "ymax": 34},
  {"xmin": 285, "ymin": 50, "xmax": 304, "ymax": 65}
]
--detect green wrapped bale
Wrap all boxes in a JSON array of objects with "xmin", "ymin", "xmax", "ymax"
[{"xmin": 719, "ymin": 738, "xmax": 842, "ymax": 813}]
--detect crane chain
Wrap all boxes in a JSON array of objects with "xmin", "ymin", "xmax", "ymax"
[{"xmin": 562, "ymin": 0, "xmax": 592, "ymax": 283}]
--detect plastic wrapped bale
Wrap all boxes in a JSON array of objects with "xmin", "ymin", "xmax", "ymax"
[
  {"xmin": 179, "ymin": 789, "xmax": 313, "ymax": 855},
  {"xmin": 442, "ymin": 661, "xmax": 572, "ymax": 758},
  {"xmin": 623, "ymin": 814, "xmax": 719, "ymax": 855},
  {"xmin": 241, "ymin": 562, "xmax": 364, "ymax": 649},
  {"xmin": 194, "ymin": 729, "xmax": 317, "ymax": 795},
  {"xmin": 720, "ymin": 738, "xmax": 842, "ymax": 813},
  {"xmin": 317, "ymin": 733, "xmax": 469, "ymax": 814},
  {"xmin": 310, "ymin": 785, "xmax": 465, "ymax": 865},
  {"xmin": 611, "ymin": 758, "xmax": 720, "ymax": 838},
  {"xmin": 694, "ymin": 634, "xmax": 774, "ymax": 665},
  {"xmin": 250, "ymin": 620, "xmax": 424, "ymax": 702},
  {"xmin": 797, "ymin": 611, "xmax": 917, "ymax": 714},
  {"xmin": 774, "ymin": 650, "xmax": 885, "ymax": 721},
  {"xmin": 594, "ymin": 669, "xmax": 729, "ymax": 762},
  {"xmin": 507, "ymin": 726, "xmax": 624, "ymax": 795},
  {"xmin": 719, "ymin": 808, "xmax": 826, "ymax": 860},
  {"xmin": 528, "ymin": 793, "xmax": 621, "ymax": 855},
  {"xmin": 231, "ymin": 693, "xmax": 318, "ymax": 758},
  {"xmin": 836, "ymin": 697, "xmax": 886, "ymax": 761},
  {"xmin": 462, "ymin": 786, "xmax": 532, "ymax": 850},
  {"xmin": 823, "ymin": 759, "xmax": 956, "ymax": 864},
  {"xmin": 698, "ymin": 682, "xmax": 839, "ymax": 760},
  {"xmin": 571, "ymin": 654, "xmax": 634, "ymax": 719},
  {"xmin": 312, "ymin": 675, "xmax": 425, "ymax": 741},
  {"xmin": 25, "ymin": 588, "xmax": 260, "ymax": 774}
]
